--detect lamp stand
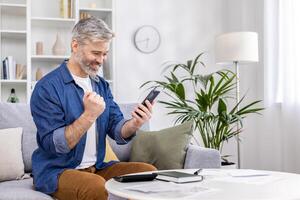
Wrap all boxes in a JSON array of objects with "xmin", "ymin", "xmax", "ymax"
[{"xmin": 234, "ymin": 61, "xmax": 241, "ymax": 169}]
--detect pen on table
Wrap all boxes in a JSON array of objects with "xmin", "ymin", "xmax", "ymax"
[{"xmin": 194, "ymin": 168, "xmax": 202, "ymax": 175}]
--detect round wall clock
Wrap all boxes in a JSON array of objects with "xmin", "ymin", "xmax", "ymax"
[{"xmin": 134, "ymin": 25, "xmax": 161, "ymax": 54}]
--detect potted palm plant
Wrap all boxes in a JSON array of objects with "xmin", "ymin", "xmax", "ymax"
[{"xmin": 141, "ymin": 52, "xmax": 263, "ymax": 165}]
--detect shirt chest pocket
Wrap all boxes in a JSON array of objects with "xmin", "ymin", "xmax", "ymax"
[{"xmin": 63, "ymin": 87, "xmax": 84, "ymax": 124}]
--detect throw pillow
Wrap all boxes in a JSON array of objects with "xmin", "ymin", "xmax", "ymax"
[
  {"xmin": 129, "ymin": 121, "xmax": 193, "ymax": 170},
  {"xmin": 0, "ymin": 102, "xmax": 38, "ymax": 173},
  {"xmin": 0, "ymin": 127, "xmax": 24, "ymax": 181}
]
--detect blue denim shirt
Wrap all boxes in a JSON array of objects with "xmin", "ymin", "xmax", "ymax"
[{"xmin": 30, "ymin": 61, "xmax": 132, "ymax": 194}]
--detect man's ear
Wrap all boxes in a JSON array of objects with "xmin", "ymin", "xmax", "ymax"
[{"xmin": 71, "ymin": 39, "xmax": 79, "ymax": 53}]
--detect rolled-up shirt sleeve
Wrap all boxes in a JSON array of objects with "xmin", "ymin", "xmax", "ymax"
[
  {"xmin": 30, "ymin": 82, "xmax": 67, "ymax": 155},
  {"xmin": 53, "ymin": 126, "xmax": 70, "ymax": 154},
  {"xmin": 113, "ymin": 119, "xmax": 136, "ymax": 144}
]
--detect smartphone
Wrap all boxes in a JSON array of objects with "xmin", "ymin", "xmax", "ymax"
[
  {"xmin": 141, "ymin": 89, "xmax": 160, "ymax": 106},
  {"xmin": 135, "ymin": 89, "xmax": 160, "ymax": 117}
]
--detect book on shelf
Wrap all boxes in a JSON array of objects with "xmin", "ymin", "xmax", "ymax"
[
  {"xmin": 68, "ymin": 0, "xmax": 74, "ymax": 18},
  {"xmin": 2, "ymin": 57, "xmax": 9, "ymax": 79},
  {"xmin": 7, "ymin": 56, "xmax": 16, "ymax": 80},
  {"xmin": 2, "ymin": 58, "xmax": 8, "ymax": 79},
  {"xmin": 1, "ymin": 56, "xmax": 23, "ymax": 80},
  {"xmin": 60, "ymin": 0, "xmax": 74, "ymax": 18},
  {"xmin": 155, "ymin": 171, "xmax": 204, "ymax": 183}
]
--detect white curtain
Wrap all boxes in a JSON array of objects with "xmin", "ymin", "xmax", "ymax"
[{"xmin": 264, "ymin": 0, "xmax": 300, "ymax": 173}]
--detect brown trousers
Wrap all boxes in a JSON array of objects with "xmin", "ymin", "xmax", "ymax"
[{"xmin": 52, "ymin": 162, "xmax": 157, "ymax": 200}]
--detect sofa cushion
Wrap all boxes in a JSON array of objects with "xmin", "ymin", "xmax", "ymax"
[
  {"xmin": 0, "ymin": 127, "xmax": 24, "ymax": 182},
  {"xmin": 0, "ymin": 178, "xmax": 54, "ymax": 200},
  {"xmin": 0, "ymin": 103, "xmax": 38, "ymax": 173},
  {"xmin": 104, "ymin": 138, "xmax": 119, "ymax": 162},
  {"xmin": 129, "ymin": 121, "xmax": 193, "ymax": 170},
  {"xmin": 184, "ymin": 144, "xmax": 221, "ymax": 169}
]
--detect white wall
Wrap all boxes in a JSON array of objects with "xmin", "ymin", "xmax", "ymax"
[
  {"xmin": 114, "ymin": 0, "xmax": 272, "ymax": 170},
  {"xmin": 114, "ymin": 0, "xmax": 224, "ymax": 131}
]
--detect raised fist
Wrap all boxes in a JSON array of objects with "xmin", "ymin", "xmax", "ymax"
[{"xmin": 82, "ymin": 91, "xmax": 106, "ymax": 122}]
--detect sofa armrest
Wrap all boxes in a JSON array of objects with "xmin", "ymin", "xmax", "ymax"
[{"xmin": 184, "ymin": 144, "xmax": 221, "ymax": 169}]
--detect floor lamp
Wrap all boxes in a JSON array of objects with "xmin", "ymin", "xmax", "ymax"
[{"xmin": 215, "ymin": 32, "xmax": 259, "ymax": 169}]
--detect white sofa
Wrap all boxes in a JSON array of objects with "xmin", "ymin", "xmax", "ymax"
[{"xmin": 0, "ymin": 102, "xmax": 221, "ymax": 200}]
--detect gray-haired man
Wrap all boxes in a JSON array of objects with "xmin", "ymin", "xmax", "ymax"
[{"xmin": 30, "ymin": 17, "xmax": 156, "ymax": 200}]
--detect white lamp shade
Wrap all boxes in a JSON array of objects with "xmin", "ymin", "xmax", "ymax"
[{"xmin": 215, "ymin": 32, "xmax": 259, "ymax": 64}]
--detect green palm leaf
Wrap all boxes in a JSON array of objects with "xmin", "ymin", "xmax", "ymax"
[{"xmin": 140, "ymin": 52, "xmax": 264, "ymax": 154}]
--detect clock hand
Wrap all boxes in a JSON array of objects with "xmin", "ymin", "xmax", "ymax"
[
  {"xmin": 136, "ymin": 38, "xmax": 148, "ymax": 43},
  {"xmin": 146, "ymin": 38, "xmax": 150, "ymax": 48}
]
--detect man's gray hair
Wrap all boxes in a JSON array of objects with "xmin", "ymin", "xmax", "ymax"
[{"xmin": 72, "ymin": 17, "xmax": 114, "ymax": 44}]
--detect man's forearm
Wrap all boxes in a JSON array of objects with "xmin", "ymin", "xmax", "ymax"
[
  {"xmin": 65, "ymin": 113, "xmax": 94, "ymax": 149},
  {"xmin": 121, "ymin": 119, "xmax": 139, "ymax": 139}
]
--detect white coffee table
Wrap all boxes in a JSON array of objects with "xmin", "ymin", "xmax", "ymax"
[{"xmin": 105, "ymin": 169, "xmax": 300, "ymax": 200}]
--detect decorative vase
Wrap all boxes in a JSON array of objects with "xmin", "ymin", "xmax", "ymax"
[
  {"xmin": 36, "ymin": 68, "xmax": 43, "ymax": 81},
  {"xmin": 7, "ymin": 88, "xmax": 19, "ymax": 103},
  {"xmin": 52, "ymin": 34, "xmax": 66, "ymax": 55}
]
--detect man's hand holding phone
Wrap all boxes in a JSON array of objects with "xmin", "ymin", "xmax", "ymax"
[
  {"xmin": 132, "ymin": 100, "xmax": 153, "ymax": 125},
  {"xmin": 121, "ymin": 89, "xmax": 160, "ymax": 139},
  {"xmin": 131, "ymin": 89, "xmax": 160, "ymax": 127}
]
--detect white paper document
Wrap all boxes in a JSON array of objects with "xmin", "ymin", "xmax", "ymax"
[
  {"xmin": 213, "ymin": 169, "xmax": 283, "ymax": 185},
  {"xmin": 227, "ymin": 169, "xmax": 270, "ymax": 177},
  {"xmin": 124, "ymin": 181, "xmax": 215, "ymax": 199},
  {"xmin": 215, "ymin": 175, "xmax": 283, "ymax": 185}
]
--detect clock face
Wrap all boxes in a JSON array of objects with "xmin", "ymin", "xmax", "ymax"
[{"xmin": 134, "ymin": 25, "xmax": 161, "ymax": 54}]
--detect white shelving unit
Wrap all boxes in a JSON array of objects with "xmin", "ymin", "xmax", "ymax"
[
  {"xmin": 0, "ymin": 80, "xmax": 27, "ymax": 83},
  {"xmin": 0, "ymin": 0, "xmax": 115, "ymax": 103},
  {"xmin": 31, "ymin": 55, "xmax": 70, "ymax": 62},
  {"xmin": 0, "ymin": 30, "xmax": 27, "ymax": 39},
  {"xmin": 0, "ymin": 0, "xmax": 28, "ymax": 102}
]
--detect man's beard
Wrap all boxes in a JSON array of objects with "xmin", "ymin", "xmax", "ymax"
[{"xmin": 75, "ymin": 51, "xmax": 101, "ymax": 82}]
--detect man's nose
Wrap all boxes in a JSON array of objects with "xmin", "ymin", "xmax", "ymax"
[{"xmin": 96, "ymin": 54, "xmax": 105, "ymax": 64}]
